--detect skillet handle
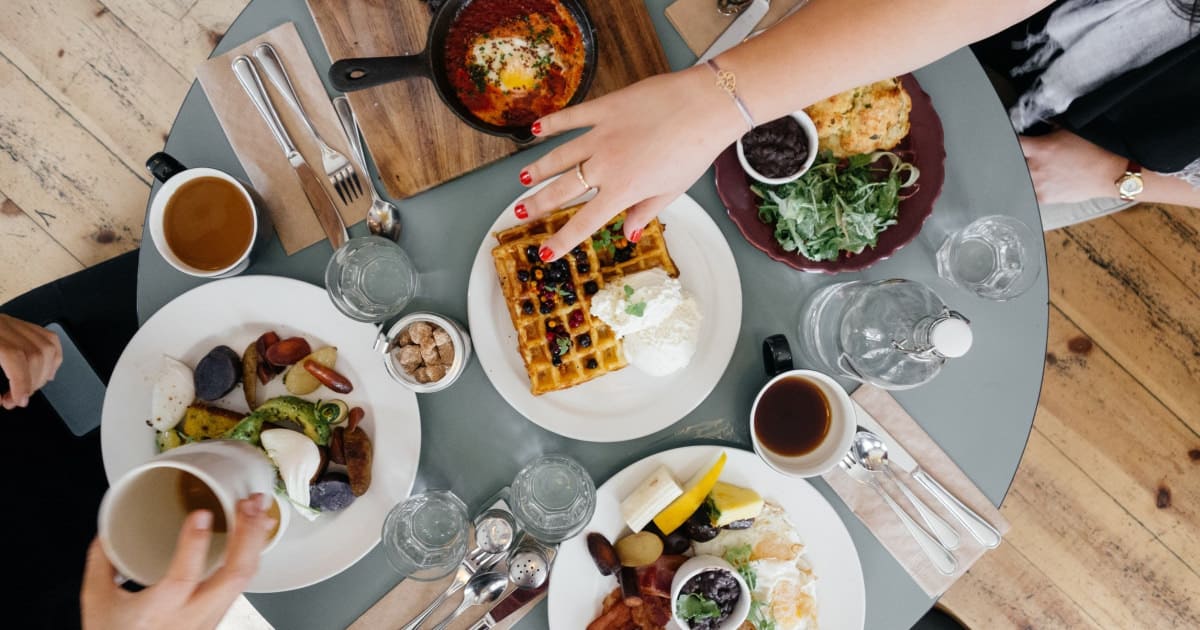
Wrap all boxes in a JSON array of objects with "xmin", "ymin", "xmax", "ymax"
[{"xmin": 329, "ymin": 55, "xmax": 427, "ymax": 92}]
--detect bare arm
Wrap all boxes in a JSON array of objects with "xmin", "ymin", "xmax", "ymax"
[{"xmin": 517, "ymin": 0, "xmax": 1056, "ymax": 257}]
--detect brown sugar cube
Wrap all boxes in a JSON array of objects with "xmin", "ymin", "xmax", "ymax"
[
  {"xmin": 396, "ymin": 345, "xmax": 423, "ymax": 374},
  {"xmin": 414, "ymin": 367, "xmax": 433, "ymax": 383},
  {"xmin": 396, "ymin": 328, "xmax": 412, "ymax": 346},
  {"xmin": 431, "ymin": 329, "xmax": 451, "ymax": 346},
  {"xmin": 437, "ymin": 342, "xmax": 455, "ymax": 365},
  {"xmin": 424, "ymin": 364, "xmax": 447, "ymax": 382},
  {"xmin": 420, "ymin": 343, "xmax": 440, "ymax": 366},
  {"xmin": 408, "ymin": 321, "xmax": 433, "ymax": 345}
]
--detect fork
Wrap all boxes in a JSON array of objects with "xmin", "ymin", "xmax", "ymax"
[
  {"xmin": 398, "ymin": 546, "xmax": 497, "ymax": 630},
  {"xmin": 840, "ymin": 452, "xmax": 958, "ymax": 575},
  {"xmin": 252, "ymin": 42, "xmax": 363, "ymax": 205}
]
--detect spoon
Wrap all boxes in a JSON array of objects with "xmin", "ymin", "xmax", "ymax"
[
  {"xmin": 332, "ymin": 96, "xmax": 402, "ymax": 242},
  {"xmin": 429, "ymin": 571, "xmax": 508, "ymax": 630},
  {"xmin": 845, "ymin": 433, "xmax": 957, "ymax": 575},
  {"xmin": 854, "ymin": 431, "xmax": 961, "ymax": 550}
]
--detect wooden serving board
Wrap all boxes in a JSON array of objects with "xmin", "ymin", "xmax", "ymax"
[{"xmin": 307, "ymin": 0, "xmax": 670, "ymax": 199}]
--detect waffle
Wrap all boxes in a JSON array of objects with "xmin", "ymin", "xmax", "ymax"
[{"xmin": 492, "ymin": 206, "xmax": 679, "ymax": 395}]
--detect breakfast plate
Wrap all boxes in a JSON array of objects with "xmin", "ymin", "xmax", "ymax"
[
  {"xmin": 548, "ymin": 446, "xmax": 866, "ymax": 629},
  {"xmin": 101, "ymin": 276, "xmax": 421, "ymax": 592},
  {"xmin": 467, "ymin": 183, "xmax": 742, "ymax": 442},
  {"xmin": 715, "ymin": 74, "xmax": 946, "ymax": 273}
]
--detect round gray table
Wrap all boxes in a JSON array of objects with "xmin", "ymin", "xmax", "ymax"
[{"xmin": 137, "ymin": 1, "xmax": 1048, "ymax": 627}]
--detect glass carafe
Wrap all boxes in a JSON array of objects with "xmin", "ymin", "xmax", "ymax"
[{"xmin": 797, "ymin": 279, "xmax": 972, "ymax": 390}]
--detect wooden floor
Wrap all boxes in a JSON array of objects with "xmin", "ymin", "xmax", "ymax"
[{"xmin": 2, "ymin": 2, "xmax": 1198, "ymax": 628}]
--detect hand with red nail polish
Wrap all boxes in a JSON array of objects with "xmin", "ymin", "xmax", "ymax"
[
  {"xmin": 531, "ymin": 121, "xmax": 542, "ymax": 136},
  {"xmin": 515, "ymin": 204, "xmax": 529, "ymax": 220},
  {"xmin": 519, "ymin": 170, "xmax": 533, "ymax": 186},
  {"xmin": 81, "ymin": 494, "xmax": 277, "ymax": 630}
]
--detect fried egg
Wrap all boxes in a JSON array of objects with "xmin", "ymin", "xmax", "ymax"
[
  {"xmin": 150, "ymin": 356, "xmax": 194, "ymax": 431},
  {"xmin": 691, "ymin": 503, "xmax": 818, "ymax": 630},
  {"xmin": 471, "ymin": 36, "xmax": 554, "ymax": 93}
]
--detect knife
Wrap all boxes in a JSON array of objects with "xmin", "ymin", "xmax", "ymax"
[
  {"xmin": 231, "ymin": 55, "xmax": 348, "ymax": 249},
  {"xmin": 696, "ymin": 0, "xmax": 771, "ymax": 65},
  {"xmin": 468, "ymin": 581, "xmax": 548, "ymax": 630},
  {"xmin": 851, "ymin": 400, "xmax": 1002, "ymax": 548}
]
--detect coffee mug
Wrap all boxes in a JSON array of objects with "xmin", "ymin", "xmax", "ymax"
[
  {"xmin": 97, "ymin": 440, "xmax": 278, "ymax": 585},
  {"xmin": 145, "ymin": 152, "xmax": 263, "ymax": 278},
  {"xmin": 750, "ymin": 369, "xmax": 856, "ymax": 477}
]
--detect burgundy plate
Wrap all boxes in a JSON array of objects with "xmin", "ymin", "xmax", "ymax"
[{"xmin": 715, "ymin": 74, "xmax": 945, "ymax": 273}]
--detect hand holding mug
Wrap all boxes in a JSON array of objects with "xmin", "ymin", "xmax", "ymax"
[{"xmin": 81, "ymin": 495, "xmax": 277, "ymax": 630}]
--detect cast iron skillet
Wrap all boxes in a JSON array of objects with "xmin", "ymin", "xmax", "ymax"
[{"xmin": 329, "ymin": 0, "xmax": 597, "ymax": 143}]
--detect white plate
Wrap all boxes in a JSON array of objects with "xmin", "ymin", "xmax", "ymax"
[
  {"xmin": 548, "ymin": 446, "xmax": 866, "ymax": 630},
  {"xmin": 100, "ymin": 276, "xmax": 421, "ymax": 592},
  {"xmin": 467, "ymin": 185, "xmax": 742, "ymax": 442}
]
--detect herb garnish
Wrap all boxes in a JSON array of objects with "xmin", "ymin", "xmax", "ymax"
[
  {"xmin": 723, "ymin": 544, "xmax": 757, "ymax": 591},
  {"xmin": 748, "ymin": 600, "xmax": 777, "ymax": 630},
  {"xmin": 591, "ymin": 218, "xmax": 625, "ymax": 256},
  {"xmin": 622, "ymin": 285, "xmax": 646, "ymax": 317},
  {"xmin": 556, "ymin": 336, "xmax": 572, "ymax": 356},
  {"xmin": 677, "ymin": 593, "xmax": 722, "ymax": 622},
  {"xmin": 467, "ymin": 63, "xmax": 489, "ymax": 92},
  {"xmin": 753, "ymin": 150, "xmax": 919, "ymax": 262}
]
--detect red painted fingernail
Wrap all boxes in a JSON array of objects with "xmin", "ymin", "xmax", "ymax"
[
  {"xmin": 629, "ymin": 228, "xmax": 643, "ymax": 243},
  {"xmin": 539, "ymin": 246, "xmax": 554, "ymax": 262},
  {"xmin": 531, "ymin": 121, "xmax": 542, "ymax": 135},
  {"xmin": 520, "ymin": 170, "xmax": 533, "ymax": 186},
  {"xmin": 515, "ymin": 203, "xmax": 528, "ymax": 219}
]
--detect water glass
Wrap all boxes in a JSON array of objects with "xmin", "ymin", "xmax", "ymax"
[
  {"xmin": 509, "ymin": 454, "xmax": 596, "ymax": 543},
  {"xmin": 381, "ymin": 490, "xmax": 470, "ymax": 581},
  {"xmin": 935, "ymin": 215, "xmax": 1041, "ymax": 301},
  {"xmin": 325, "ymin": 235, "xmax": 419, "ymax": 322}
]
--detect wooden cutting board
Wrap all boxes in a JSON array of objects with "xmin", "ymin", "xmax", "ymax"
[{"xmin": 307, "ymin": 0, "xmax": 670, "ymax": 199}]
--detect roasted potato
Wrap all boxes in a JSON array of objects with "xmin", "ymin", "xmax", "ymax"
[
  {"xmin": 180, "ymin": 403, "xmax": 244, "ymax": 441},
  {"xmin": 241, "ymin": 342, "xmax": 259, "ymax": 410},
  {"xmin": 343, "ymin": 426, "xmax": 373, "ymax": 497},
  {"xmin": 614, "ymin": 532, "xmax": 663, "ymax": 568},
  {"xmin": 283, "ymin": 346, "xmax": 337, "ymax": 395}
]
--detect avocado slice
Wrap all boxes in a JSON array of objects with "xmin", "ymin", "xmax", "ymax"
[{"xmin": 253, "ymin": 396, "xmax": 331, "ymax": 446}]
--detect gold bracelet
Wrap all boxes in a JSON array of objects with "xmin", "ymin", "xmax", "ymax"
[{"xmin": 706, "ymin": 59, "xmax": 756, "ymax": 131}]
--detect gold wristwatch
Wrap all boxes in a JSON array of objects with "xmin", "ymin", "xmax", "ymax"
[{"xmin": 1115, "ymin": 160, "xmax": 1144, "ymax": 201}]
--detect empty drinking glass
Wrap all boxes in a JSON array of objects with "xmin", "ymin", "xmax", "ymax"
[
  {"xmin": 325, "ymin": 235, "xmax": 419, "ymax": 322},
  {"xmin": 935, "ymin": 215, "xmax": 1041, "ymax": 301},
  {"xmin": 381, "ymin": 490, "xmax": 470, "ymax": 581},
  {"xmin": 509, "ymin": 454, "xmax": 596, "ymax": 543}
]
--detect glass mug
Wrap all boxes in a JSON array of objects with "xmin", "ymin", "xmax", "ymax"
[{"xmin": 145, "ymin": 152, "xmax": 264, "ymax": 279}]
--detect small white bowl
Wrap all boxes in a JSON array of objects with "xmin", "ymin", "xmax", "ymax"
[
  {"xmin": 670, "ymin": 555, "xmax": 752, "ymax": 630},
  {"xmin": 736, "ymin": 111, "xmax": 819, "ymax": 186},
  {"xmin": 383, "ymin": 312, "xmax": 472, "ymax": 393},
  {"xmin": 750, "ymin": 369, "xmax": 856, "ymax": 478}
]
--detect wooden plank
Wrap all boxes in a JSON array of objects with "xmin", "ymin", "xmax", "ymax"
[
  {"xmin": 1000, "ymin": 430, "xmax": 1200, "ymax": 629},
  {"xmin": 1111, "ymin": 203, "xmax": 1200, "ymax": 293},
  {"xmin": 0, "ymin": 192, "xmax": 85, "ymax": 305},
  {"xmin": 1037, "ymin": 305, "xmax": 1200, "ymax": 572},
  {"xmin": 940, "ymin": 540, "xmax": 1103, "ymax": 630},
  {"xmin": 1048, "ymin": 217, "xmax": 1200, "ymax": 432},
  {"xmin": 0, "ymin": 54, "xmax": 148, "ymax": 265},
  {"xmin": 0, "ymin": 0, "xmax": 190, "ymax": 178},
  {"xmin": 99, "ymin": 0, "xmax": 245, "ymax": 78},
  {"xmin": 307, "ymin": 0, "xmax": 671, "ymax": 198}
]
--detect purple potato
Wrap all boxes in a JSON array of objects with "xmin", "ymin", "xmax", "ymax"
[
  {"xmin": 194, "ymin": 346, "xmax": 241, "ymax": 401},
  {"xmin": 309, "ymin": 473, "xmax": 356, "ymax": 512}
]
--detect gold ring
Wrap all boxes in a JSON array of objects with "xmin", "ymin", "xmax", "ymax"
[{"xmin": 575, "ymin": 163, "xmax": 593, "ymax": 192}]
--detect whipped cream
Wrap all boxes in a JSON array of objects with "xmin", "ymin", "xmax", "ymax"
[{"xmin": 589, "ymin": 268, "xmax": 702, "ymax": 376}]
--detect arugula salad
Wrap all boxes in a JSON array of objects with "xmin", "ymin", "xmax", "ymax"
[{"xmin": 753, "ymin": 150, "xmax": 919, "ymax": 262}]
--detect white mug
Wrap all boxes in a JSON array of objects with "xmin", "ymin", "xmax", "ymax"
[
  {"xmin": 145, "ymin": 152, "xmax": 263, "ymax": 278},
  {"xmin": 98, "ymin": 440, "xmax": 278, "ymax": 585},
  {"xmin": 750, "ymin": 369, "xmax": 856, "ymax": 477}
]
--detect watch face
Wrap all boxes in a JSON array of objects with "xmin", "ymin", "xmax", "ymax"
[{"xmin": 1119, "ymin": 175, "xmax": 1144, "ymax": 198}]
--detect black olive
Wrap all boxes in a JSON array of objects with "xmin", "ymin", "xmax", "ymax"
[
  {"xmin": 517, "ymin": 269, "xmax": 530, "ymax": 282},
  {"xmin": 722, "ymin": 518, "xmax": 755, "ymax": 530},
  {"xmin": 660, "ymin": 530, "xmax": 691, "ymax": 555},
  {"xmin": 576, "ymin": 334, "xmax": 591, "ymax": 348}
]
